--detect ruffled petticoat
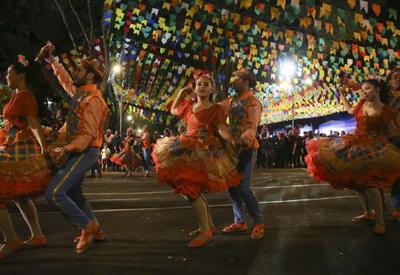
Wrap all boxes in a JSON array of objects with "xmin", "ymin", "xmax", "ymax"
[
  {"xmin": 110, "ymin": 151, "xmax": 142, "ymax": 169},
  {"xmin": 152, "ymin": 135, "xmax": 241, "ymax": 198},
  {"xmin": 305, "ymin": 134, "xmax": 400, "ymax": 190}
]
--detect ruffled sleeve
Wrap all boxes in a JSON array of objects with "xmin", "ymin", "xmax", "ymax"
[
  {"xmin": 16, "ymin": 93, "xmax": 39, "ymax": 117},
  {"xmin": 353, "ymin": 100, "xmax": 365, "ymax": 118},
  {"xmin": 217, "ymin": 98, "xmax": 230, "ymax": 116},
  {"xmin": 5, "ymin": 92, "xmax": 39, "ymax": 117},
  {"xmin": 175, "ymin": 99, "xmax": 193, "ymax": 120},
  {"xmin": 381, "ymin": 105, "xmax": 400, "ymax": 127},
  {"xmin": 212, "ymin": 104, "xmax": 227, "ymax": 125}
]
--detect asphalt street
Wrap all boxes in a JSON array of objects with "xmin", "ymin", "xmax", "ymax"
[{"xmin": 1, "ymin": 168, "xmax": 400, "ymax": 275}]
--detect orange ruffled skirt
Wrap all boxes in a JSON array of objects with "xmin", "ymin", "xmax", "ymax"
[
  {"xmin": 151, "ymin": 135, "xmax": 241, "ymax": 198},
  {"xmin": 305, "ymin": 135, "xmax": 400, "ymax": 190},
  {"xmin": 110, "ymin": 150, "xmax": 142, "ymax": 169}
]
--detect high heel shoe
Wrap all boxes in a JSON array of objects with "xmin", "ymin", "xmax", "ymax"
[
  {"xmin": 372, "ymin": 224, "xmax": 385, "ymax": 235},
  {"xmin": 0, "ymin": 239, "xmax": 23, "ymax": 260},
  {"xmin": 188, "ymin": 230, "xmax": 213, "ymax": 248},
  {"xmin": 188, "ymin": 226, "xmax": 217, "ymax": 237},
  {"xmin": 392, "ymin": 210, "xmax": 400, "ymax": 218},
  {"xmin": 22, "ymin": 236, "xmax": 47, "ymax": 250},
  {"xmin": 351, "ymin": 211, "xmax": 376, "ymax": 222}
]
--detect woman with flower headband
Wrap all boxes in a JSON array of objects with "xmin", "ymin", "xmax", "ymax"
[
  {"xmin": 0, "ymin": 56, "xmax": 52, "ymax": 259},
  {"xmin": 384, "ymin": 67, "xmax": 400, "ymax": 219},
  {"xmin": 110, "ymin": 127, "xmax": 141, "ymax": 177},
  {"xmin": 152, "ymin": 73, "xmax": 241, "ymax": 248},
  {"xmin": 305, "ymin": 79, "xmax": 400, "ymax": 234}
]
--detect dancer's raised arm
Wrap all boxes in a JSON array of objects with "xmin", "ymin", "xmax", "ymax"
[{"xmin": 170, "ymin": 87, "xmax": 192, "ymax": 116}]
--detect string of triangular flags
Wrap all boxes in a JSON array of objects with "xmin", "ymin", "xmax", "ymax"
[{"xmin": 97, "ymin": 0, "xmax": 400, "ymax": 123}]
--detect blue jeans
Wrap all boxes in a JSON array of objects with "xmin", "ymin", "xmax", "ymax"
[
  {"xmin": 45, "ymin": 148, "xmax": 100, "ymax": 228},
  {"xmin": 391, "ymin": 180, "xmax": 400, "ymax": 210},
  {"xmin": 228, "ymin": 149, "xmax": 262, "ymax": 225},
  {"xmin": 142, "ymin": 147, "xmax": 152, "ymax": 172},
  {"xmin": 390, "ymin": 139, "xmax": 400, "ymax": 210}
]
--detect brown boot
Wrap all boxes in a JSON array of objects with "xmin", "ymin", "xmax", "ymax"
[{"xmin": 76, "ymin": 221, "xmax": 99, "ymax": 253}]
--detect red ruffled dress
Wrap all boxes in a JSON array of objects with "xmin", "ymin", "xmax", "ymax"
[
  {"xmin": 110, "ymin": 137, "xmax": 141, "ymax": 168},
  {"xmin": 305, "ymin": 101, "xmax": 400, "ymax": 191},
  {"xmin": 152, "ymin": 99, "xmax": 242, "ymax": 198},
  {"xmin": 0, "ymin": 91, "xmax": 52, "ymax": 207}
]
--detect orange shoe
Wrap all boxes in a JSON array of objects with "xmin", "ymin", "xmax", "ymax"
[
  {"xmin": 0, "ymin": 239, "xmax": 23, "ymax": 260},
  {"xmin": 372, "ymin": 224, "xmax": 385, "ymax": 235},
  {"xmin": 189, "ymin": 226, "xmax": 217, "ymax": 237},
  {"xmin": 222, "ymin": 223, "xmax": 248, "ymax": 233},
  {"xmin": 250, "ymin": 224, "xmax": 265, "ymax": 240},
  {"xmin": 392, "ymin": 210, "xmax": 400, "ymax": 218},
  {"xmin": 188, "ymin": 230, "xmax": 213, "ymax": 248},
  {"xmin": 123, "ymin": 172, "xmax": 132, "ymax": 177},
  {"xmin": 76, "ymin": 221, "xmax": 99, "ymax": 253},
  {"xmin": 22, "ymin": 236, "xmax": 47, "ymax": 250},
  {"xmin": 74, "ymin": 229, "xmax": 106, "ymax": 244},
  {"xmin": 351, "ymin": 211, "xmax": 376, "ymax": 222}
]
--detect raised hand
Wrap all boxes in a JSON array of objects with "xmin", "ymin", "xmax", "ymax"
[
  {"xmin": 178, "ymin": 87, "xmax": 193, "ymax": 97},
  {"xmin": 338, "ymin": 85, "xmax": 348, "ymax": 97},
  {"xmin": 36, "ymin": 41, "xmax": 56, "ymax": 62}
]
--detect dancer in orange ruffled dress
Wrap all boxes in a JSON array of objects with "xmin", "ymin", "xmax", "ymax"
[
  {"xmin": 110, "ymin": 128, "xmax": 141, "ymax": 177},
  {"xmin": 305, "ymin": 79, "xmax": 400, "ymax": 234},
  {"xmin": 385, "ymin": 68, "xmax": 400, "ymax": 219},
  {"xmin": 152, "ymin": 74, "xmax": 241, "ymax": 247},
  {"xmin": 0, "ymin": 59, "xmax": 52, "ymax": 259}
]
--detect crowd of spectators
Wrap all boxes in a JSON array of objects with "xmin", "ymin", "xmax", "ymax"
[{"xmin": 256, "ymin": 125, "xmax": 348, "ymax": 169}]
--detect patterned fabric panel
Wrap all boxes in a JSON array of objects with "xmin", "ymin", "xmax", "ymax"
[
  {"xmin": 168, "ymin": 139, "xmax": 192, "ymax": 156},
  {"xmin": 168, "ymin": 139, "xmax": 224, "ymax": 159},
  {"xmin": 0, "ymin": 139, "xmax": 41, "ymax": 161},
  {"xmin": 229, "ymin": 98, "xmax": 248, "ymax": 139},
  {"xmin": 335, "ymin": 141, "xmax": 387, "ymax": 161},
  {"xmin": 390, "ymin": 97, "xmax": 400, "ymax": 111},
  {"xmin": 66, "ymin": 90, "xmax": 92, "ymax": 139}
]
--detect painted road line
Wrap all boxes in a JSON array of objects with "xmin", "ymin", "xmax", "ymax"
[
  {"xmin": 84, "ymin": 183, "xmax": 331, "ymax": 197},
  {"xmin": 35, "ymin": 195, "xmax": 358, "ymax": 214}
]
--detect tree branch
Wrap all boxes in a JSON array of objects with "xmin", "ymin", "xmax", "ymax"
[
  {"xmin": 100, "ymin": 0, "xmax": 116, "ymax": 93},
  {"xmin": 87, "ymin": 0, "xmax": 94, "ymax": 55},
  {"xmin": 53, "ymin": 0, "xmax": 77, "ymax": 49},
  {"xmin": 67, "ymin": 0, "xmax": 91, "ymax": 53}
]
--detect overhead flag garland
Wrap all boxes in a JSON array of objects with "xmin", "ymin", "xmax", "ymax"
[{"xmin": 63, "ymin": 0, "xmax": 400, "ymax": 123}]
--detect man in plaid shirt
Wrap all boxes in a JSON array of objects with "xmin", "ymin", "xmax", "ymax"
[{"xmin": 38, "ymin": 42, "xmax": 109, "ymax": 253}]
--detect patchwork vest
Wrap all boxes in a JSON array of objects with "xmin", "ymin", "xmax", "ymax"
[
  {"xmin": 387, "ymin": 94, "xmax": 400, "ymax": 143},
  {"xmin": 66, "ymin": 87, "xmax": 108, "ymax": 148},
  {"xmin": 228, "ymin": 94, "xmax": 261, "ymax": 149}
]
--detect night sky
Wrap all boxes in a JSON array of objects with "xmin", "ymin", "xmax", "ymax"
[
  {"xmin": 0, "ymin": 0, "xmax": 103, "ymax": 74},
  {"xmin": 2, "ymin": 0, "xmax": 400, "ymax": 75},
  {"xmin": 2, "ymin": 0, "xmax": 400, "ymax": 69}
]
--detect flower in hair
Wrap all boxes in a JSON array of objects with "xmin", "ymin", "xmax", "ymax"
[
  {"xmin": 17, "ymin": 54, "xmax": 29, "ymax": 67},
  {"xmin": 193, "ymin": 71, "xmax": 213, "ymax": 81}
]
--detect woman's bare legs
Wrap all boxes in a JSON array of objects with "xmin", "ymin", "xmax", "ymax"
[{"xmin": 15, "ymin": 199, "xmax": 45, "ymax": 238}]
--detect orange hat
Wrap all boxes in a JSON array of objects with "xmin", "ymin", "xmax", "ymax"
[
  {"xmin": 233, "ymin": 67, "xmax": 257, "ymax": 87},
  {"xmin": 387, "ymin": 67, "xmax": 400, "ymax": 83},
  {"xmin": 81, "ymin": 57, "xmax": 104, "ymax": 82}
]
